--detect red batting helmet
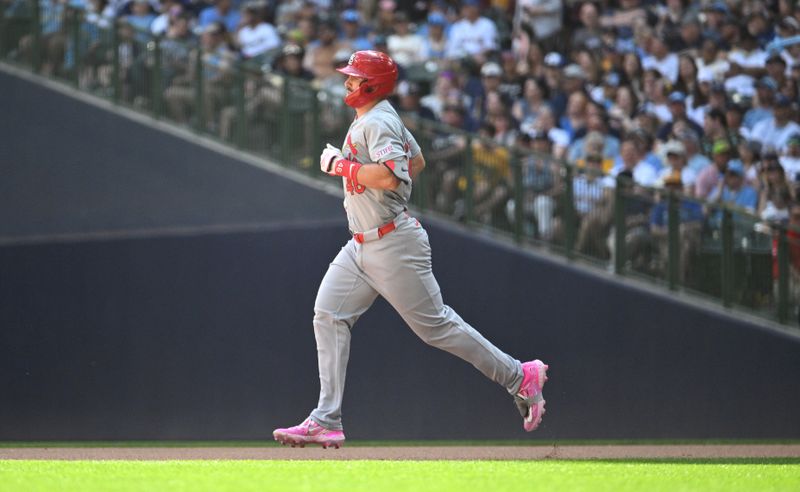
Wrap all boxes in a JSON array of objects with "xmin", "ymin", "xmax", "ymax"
[{"xmin": 336, "ymin": 50, "xmax": 398, "ymax": 108}]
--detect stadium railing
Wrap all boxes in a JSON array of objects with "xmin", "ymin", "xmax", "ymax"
[{"xmin": 2, "ymin": 3, "xmax": 797, "ymax": 327}]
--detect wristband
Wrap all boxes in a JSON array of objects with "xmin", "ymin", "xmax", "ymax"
[{"xmin": 332, "ymin": 159, "xmax": 362, "ymax": 182}]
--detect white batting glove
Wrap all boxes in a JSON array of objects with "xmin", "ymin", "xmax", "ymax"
[{"xmin": 320, "ymin": 143, "xmax": 343, "ymax": 175}]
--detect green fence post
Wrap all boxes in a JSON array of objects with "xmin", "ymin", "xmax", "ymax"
[
  {"xmin": 308, "ymin": 85, "xmax": 320, "ymax": 175},
  {"xmin": 613, "ymin": 175, "xmax": 627, "ymax": 275},
  {"xmin": 561, "ymin": 164, "xmax": 575, "ymax": 258},
  {"xmin": 193, "ymin": 48, "xmax": 205, "ymax": 132},
  {"xmin": 667, "ymin": 191, "xmax": 680, "ymax": 290},
  {"xmin": 721, "ymin": 207, "xmax": 734, "ymax": 307},
  {"xmin": 69, "ymin": 7, "xmax": 80, "ymax": 86},
  {"xmin": 32, "ymin": 0, "xmax": 42, "ymax": 71},
  {"xmin": 463, "ymin": 136, "xmax": 474, "ymax": 224},
  {"xmin": 512, "ymin": 150, "xmax": 524, "ymax": 243},
  {"xmin": 279, "ymin": 77, "xmax": 290, "ymax": 164},
  {"xmin": 111, "ymin": 20, "xmax": 120, "ymax": 104},
  {"xmin": 777, "ymin": 226, "xmax": 789, "ymax": 323},
  {"xmin": 151, "ymin": 36, "xmax": 163, "ymax": 118},
  {"xmin": 233, "ymin": 67, "xmax": 246, "ymax": 147}
]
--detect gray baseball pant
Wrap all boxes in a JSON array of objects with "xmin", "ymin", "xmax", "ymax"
[{"xmin": 309, "ymin": 214, "xmax": 524, "ymax": 430}]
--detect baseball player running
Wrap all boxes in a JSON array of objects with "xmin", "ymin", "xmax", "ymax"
[{"xmin": 273, "ymin": 51, "xmax": 548, "ymax": 448}]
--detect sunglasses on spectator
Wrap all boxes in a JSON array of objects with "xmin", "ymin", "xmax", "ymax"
[{"xmin": 765, "ymin": 166, "xmax": 782, "ymax": 171}]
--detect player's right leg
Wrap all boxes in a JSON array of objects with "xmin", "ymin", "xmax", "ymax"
[{"xmin": 273, "ymin": 241, "xmax": 378, "ymax": 448}]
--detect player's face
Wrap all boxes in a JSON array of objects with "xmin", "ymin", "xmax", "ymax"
[{"xmin": 345, "ymin": 75, "xmax": 367, "ymax": 94}]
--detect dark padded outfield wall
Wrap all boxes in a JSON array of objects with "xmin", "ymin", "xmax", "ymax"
[{"xmin": 2, "ymin": 69, "xmax": 800, "ymax": 440}]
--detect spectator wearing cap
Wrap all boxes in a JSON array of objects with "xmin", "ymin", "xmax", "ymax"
[
  {"xmin": 709, "ymin": 159, "xmax": 759, "ymax": 214},
  {"xmin": 445, "ymin": 0, "xmax": 498, "ymax": 60},
  {"xmin": 542, "ymin": 52, "xmax": 568, "ymax": 118},
  {"xmin": 695, "ymin": 138, "xmax": 732, "ymax": 199},
  {"xmin": 591, "ymin": 71, "xmax": 621, "ymax": 111},
  {"xmin": 765, "ymin": 52, "xmax": 789, "ymax": 88},
  {"xmin": 677, "ymin": 129, "xmax": 711, "ymax": 175},
  {"xmin": 276, "ymin": 43, "xmax": 313, "ymax": 80},
  {"xmin": 199, "ymin": 0, "xmax": 241, "ymax": 34},
  {"xmin": 569, "ymin": 103, "xmax": 620, "ymax": 171},
  {"xmin": 571, "ymin": 2, "xmax": 603, "ymax": 51},
  {"xmin": 700, "ymin": 1, "xmax": 728, "ymax": 33},
  {"xmin": 387, "ymin": 11, "xmax": 425, "ymax": 67},
  {"xmin": 235, "ymin": 2, "xmax": 281, "ymax": 61},
  {"xmin": 125, "ymin": 0, "xmax": 157, "ymax": 43},
  {"xmin": 514, "ymin": 0, "xmax": 563, "ymax": 53},
  {"xmin": 339, "ymin": 10, "xmax": 373, "ymax": 52},
  {"xmin": 743, "ymin": 77, "xmax": 777, "ymax": 131},
  {"xmin": 420, "ymin": 12, "xmax": 448, "ymax": 61},
  {"xmin": 304, "ymin": 19, "xmax": 345, "ymax": 81},
  {"xmin": 642, "ymin": 32, "xmax": 679, "ymax": 84},
  {"xmin": 649, "ymin": 169, "xmax": 705, "ymax": 283},
  {"xmin": 780, "ymin": 134, "xmax": 800, "ymax": 184},
  {"xmin": 516, "ymin": 130, "xmax": 559, "ymax": 240},
  {"xmin": 656, "ymin": 91, "xmax": 704, "ymax": 142},
  {"xmin": 657, "ymin": 139, "xmax": 696, "ymax": 193},
  {"xmin": 725, "ymin": 102, "xmax": 746, "ymax": 147},
  {"xmin": 752, "ymin": 95, "xmax": 800, "ymax": 152},
  {"xmin": 468, "ymin": 61, "xmax": 505, "ymax": 128}
]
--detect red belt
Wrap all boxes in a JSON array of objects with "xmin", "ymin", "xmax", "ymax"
[{"xmin": 353, "ymin": 220, "xmax": 397, "ymax": 244}]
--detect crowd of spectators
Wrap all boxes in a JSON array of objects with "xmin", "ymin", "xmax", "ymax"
[{"xmin": 5, "ymin": 0, "xmax": 800, "ymax": 301}]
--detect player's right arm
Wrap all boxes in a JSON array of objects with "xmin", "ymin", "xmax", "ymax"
[{"xmin": 320, "ymin": 144, "xmax": 403, "ymax": 190}]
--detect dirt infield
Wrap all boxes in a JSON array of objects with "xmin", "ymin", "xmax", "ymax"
[{"xmin": 2, "ymin": 445, "xmax": 800, "ymax": 461}]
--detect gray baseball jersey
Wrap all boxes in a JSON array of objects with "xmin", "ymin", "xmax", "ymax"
[
  {"xmin": 308, "ymin": 99, "xmax": 524, "ymax": 431},
  {"xmin": 338, "ymin": 100, "xmax": 420, "ymax": 233}
]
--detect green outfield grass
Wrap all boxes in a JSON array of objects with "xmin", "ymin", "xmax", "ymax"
[{"xmin": 1, "ymin": 459, "xmax": 799, "ymax": 492}]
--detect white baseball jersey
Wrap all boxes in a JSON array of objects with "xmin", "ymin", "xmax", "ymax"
[{"xmin": 339, "ymin": 100, "xmax": 421, "ymax": 233}]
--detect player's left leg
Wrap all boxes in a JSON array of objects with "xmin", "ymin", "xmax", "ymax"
[{"xmin": 362, "ymin": 217, "xmax": 548, "ymax": 431}]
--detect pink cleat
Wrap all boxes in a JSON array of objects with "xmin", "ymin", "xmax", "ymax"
[
  {"xmin": 514, "ymin": 360, "xmax": 548, "ymax": 432},
  {"xmin": 273, "ymin": 418, "xmax": 345, "ymax": 449}
]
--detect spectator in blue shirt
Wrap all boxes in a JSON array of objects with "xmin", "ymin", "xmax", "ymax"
[
  {"xmin": 339, "ymin": 9, "xmax": 373, "ymax": 52},
  {"xmin": 198, "ymin": 0, "xmax": 241, "ymax": 34},
  {"xmin": 649, "ymin": 171, "xmax": 705, "ymax": 282}
]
